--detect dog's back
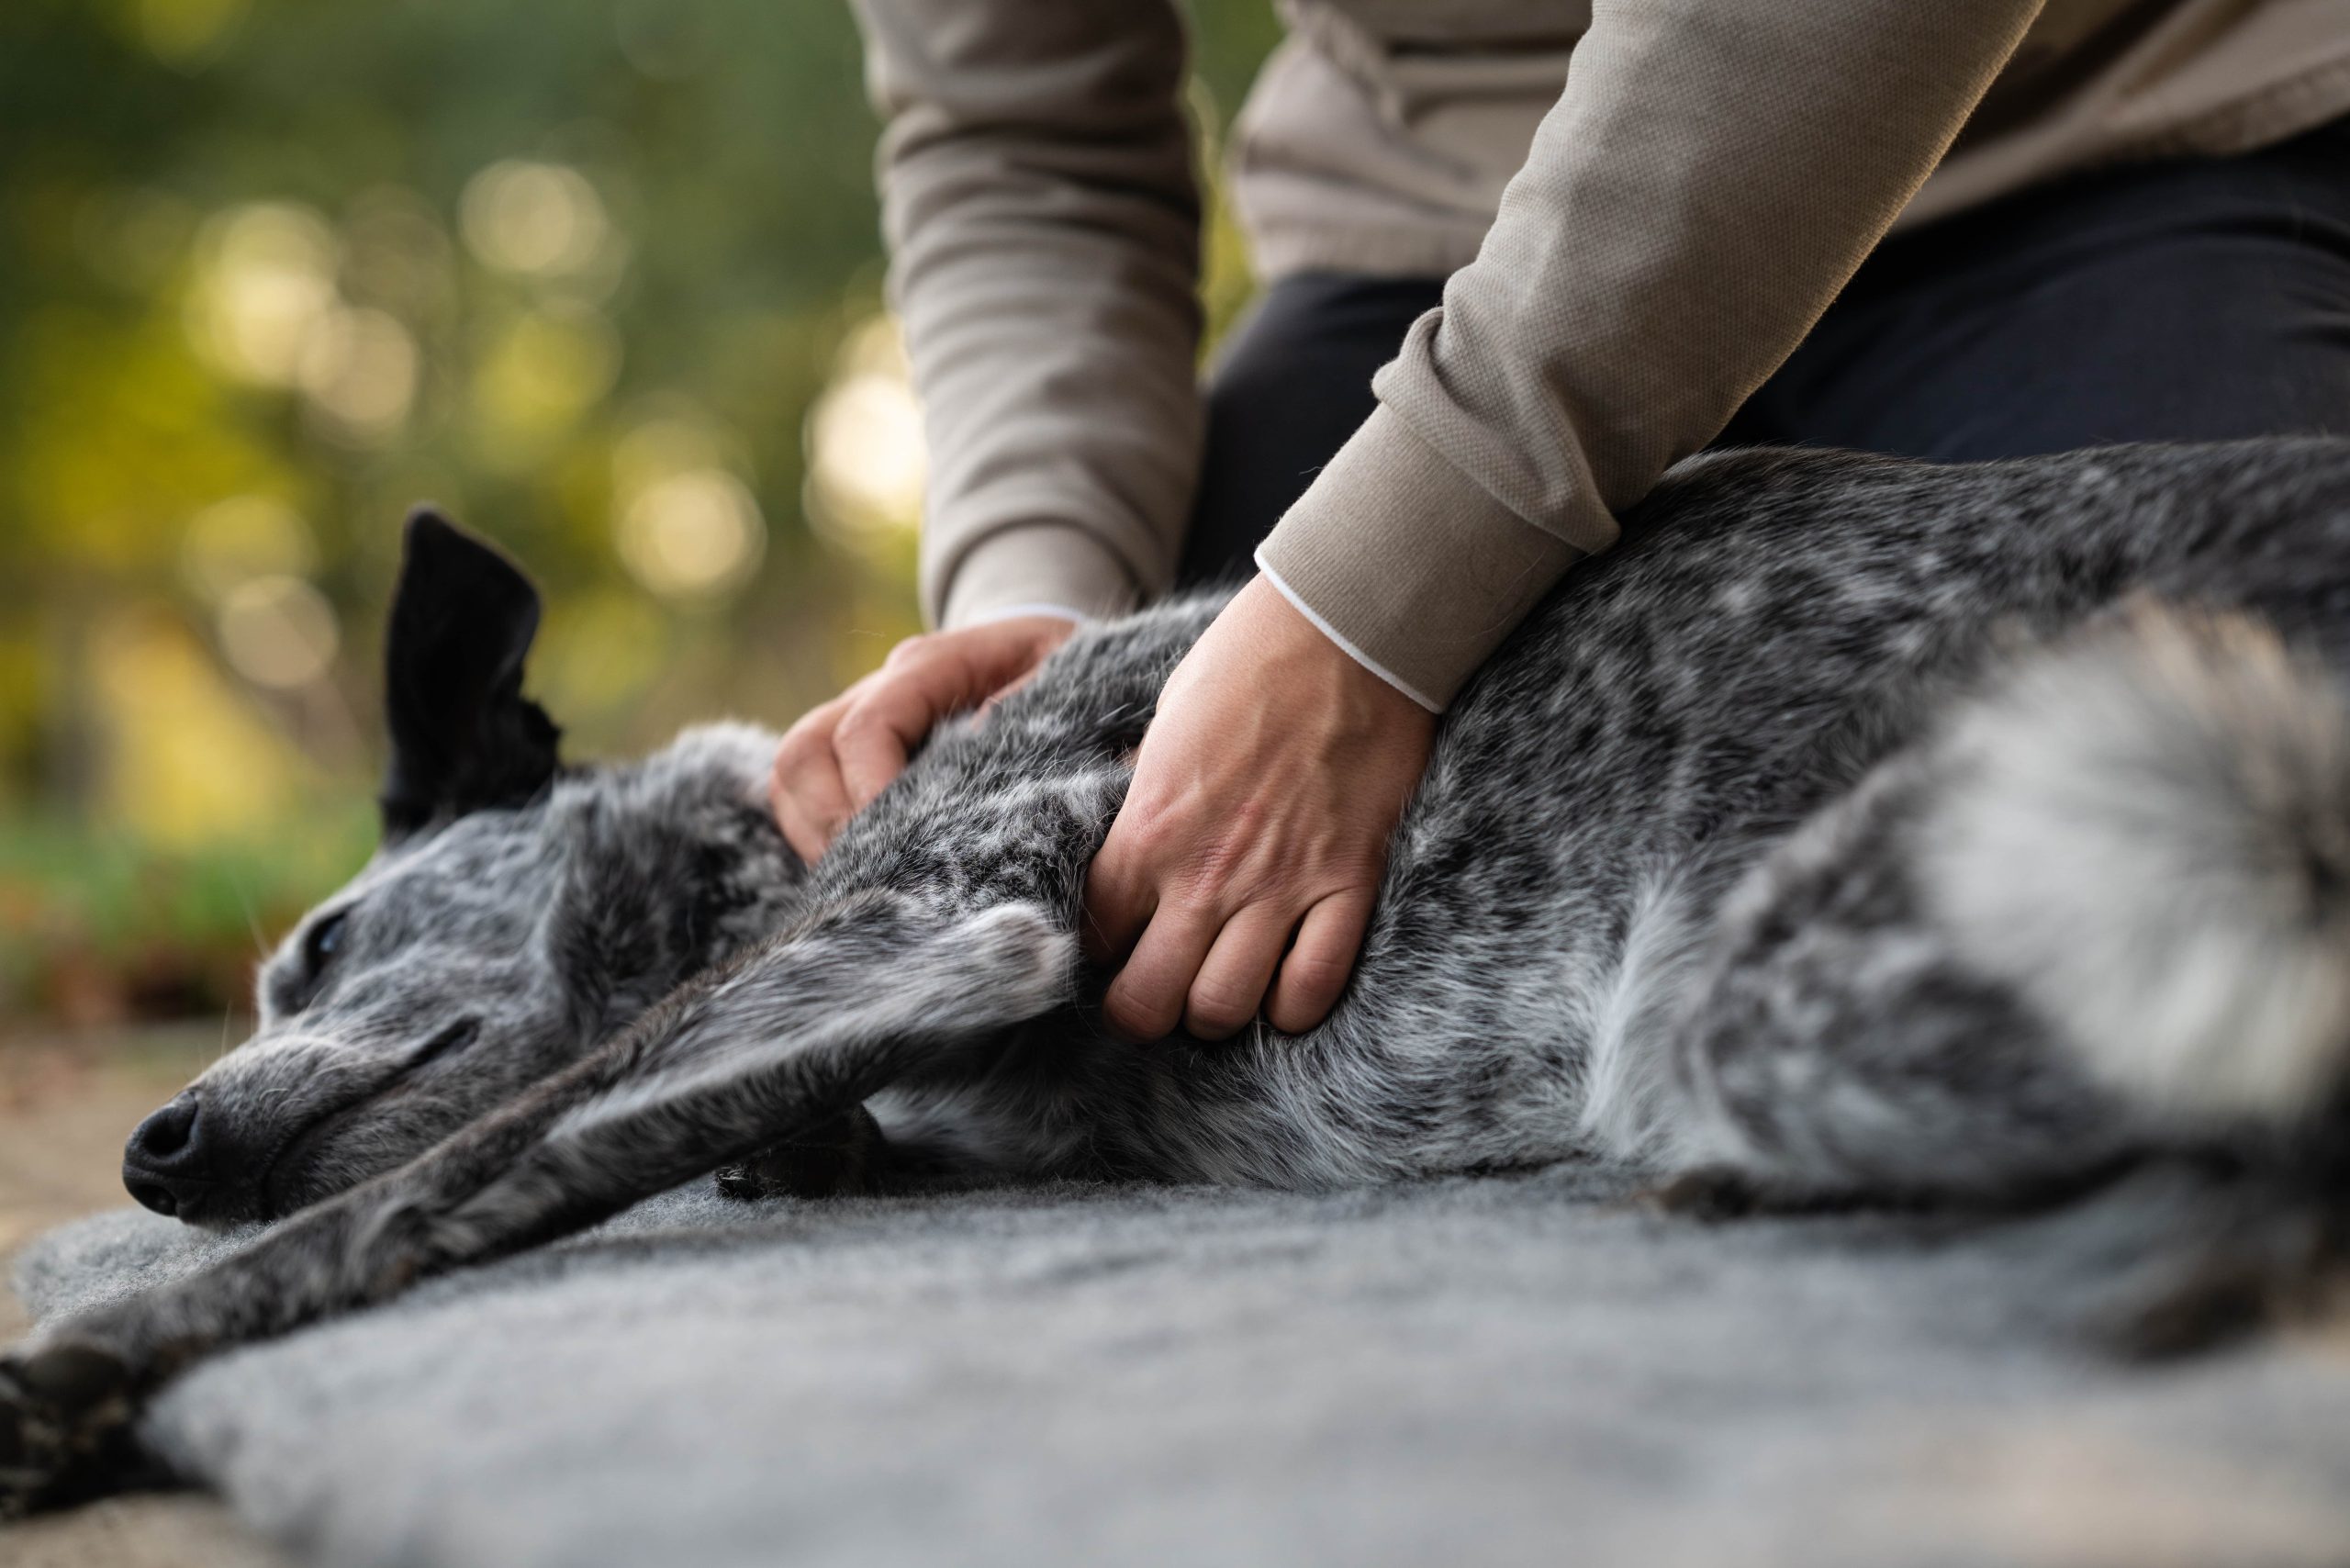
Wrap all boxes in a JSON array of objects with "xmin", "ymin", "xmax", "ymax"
[{"xmin": 788, "ymin": 440, "xmax": 2350, "ymax": 1218}]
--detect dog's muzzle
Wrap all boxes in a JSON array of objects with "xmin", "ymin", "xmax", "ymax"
[{"xmin": 121, "ymin": 1092, "xmax": 219, "ymax": 1219}]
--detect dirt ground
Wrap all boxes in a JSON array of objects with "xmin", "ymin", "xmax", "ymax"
[{"xmin": 0, "ymin": 1030, "xmax": 291, "ymax": 1568}]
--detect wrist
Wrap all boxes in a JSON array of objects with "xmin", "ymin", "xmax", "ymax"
[
  {"xmin": 1255, "ymin": 405, "xmax": 1591, "ymax": 711},
  {"xmin": 1252, "ymin": 558, "xmax": 1439, "ymax": 715},
  {"xmin": 960, "ymin": 602, "xmax": 1093, "ymax": 629},
  {"xmin": 1226, "ymin": 574, "xmax": 1440, "ymax": 743}
]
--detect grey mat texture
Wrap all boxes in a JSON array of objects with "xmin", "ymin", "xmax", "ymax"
[{"xmin": 13, "ymin": 1166, "xmax": 2350, "ymax": 1568}]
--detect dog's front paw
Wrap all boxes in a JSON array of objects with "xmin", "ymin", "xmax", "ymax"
[
  {"xmin": 1639, "ymin": 1165, "xmax": 1762, "ymax": 1221},
  {"xmin": 0, "ymin": 1340, "xmax": 149, "ymax": 1518},
  {"xmin": 2100, "ymin": 1195, "xmax": 2347, "ymax": 1361},
  {"xmin": 715, "ymin": 1104, "xmax": 887, "ymax": 1202}
]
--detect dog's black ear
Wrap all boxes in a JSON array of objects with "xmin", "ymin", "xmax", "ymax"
[{"xmin": 379, "ymin": 508, "xmax": 562, "ymax": 838}]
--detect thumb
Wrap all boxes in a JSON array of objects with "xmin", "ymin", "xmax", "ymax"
[{"xmin": 834, "ymin": 643, "xmax": 1006, "ymax": 809}]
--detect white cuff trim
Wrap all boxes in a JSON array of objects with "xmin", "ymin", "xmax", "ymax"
[
  {"xmin": 958, "ymin": 602, "xmax": 1095, "ymax": 629},
  {"xmin": 1252, "ymin": 553, "xmax": 1443, "ymax": 714}
]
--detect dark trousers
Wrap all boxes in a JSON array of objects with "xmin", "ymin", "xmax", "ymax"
[{"xmin": 1178, "ymin": 114, "xmax": 2350, "ymax": 588}]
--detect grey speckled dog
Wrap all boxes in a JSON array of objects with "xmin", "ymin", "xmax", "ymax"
[{"xmin": 8, "ymin": 440, "xmax": 2350, "ymax": 1515}]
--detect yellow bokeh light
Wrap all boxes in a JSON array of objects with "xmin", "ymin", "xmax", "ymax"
[
  {"xmin": 179, "ymin": 496, "xmax": 318, "ymax": 603},
  {"xmin": 472, "ymin": 307, "xmax": 623, "ymax": 455},
  {"xmin": 460, "ymin": 162, "xmax": 611, "ymax": 278},
  {"xmin": 615, "ymin": 470, "xmax": 765, "ymax": 600},
  {"xmin": 186, "ymin": 203, "xmax": 341, "ymax": 387},
  {"xmin": 134, "ymin": 0, "xmax": 250, "ymax": 64},
  {"xmin": 91, "ymin": 610, "xmax": 311, "ymax": 850},
  {"xmin": 805, "ymin": 315, "xmax": 927, "ymax": 546},
  {"xmin": 613, "ymin": 411, "xmax": 733, "ymax": 501},
  {"xmin": 217, "ymin": 575, "xmax": 341, "ymax": 689},
  {"xmin": 536, "ymin": 588, "xmax": 671, "ymax": 718},
  {"xmin": 297, "ymin": 306, "xmax": 420, "ymax": 442}
]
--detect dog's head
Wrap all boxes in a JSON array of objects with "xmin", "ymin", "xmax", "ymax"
[{"xmin": 123, "ymin": 511, "xmax": 800, "ymax": 1227}]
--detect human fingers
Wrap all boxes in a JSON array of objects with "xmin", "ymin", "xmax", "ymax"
[
  {"xmin": 1264, "ymin": 890, "xmax": 1373, "ymax": 1035},
  {"xmin": 1183, "ymin": 901, "xmax": 1296, "ymax": 1040},
  {"xmin": 1081, "ymin": 808, "xmax": 1158, "ymax": 967},
  {"xmin": 768, "ymin": 689, "xmax": 860, "ymax": 860},
  {"xmin": 833, "ymin": 645, "xmax": 990, "ymax": 809},
  {"xmin": 836, "ymin": 619, "xmax": 1080, "ymax": 809},
  {"xmin": 1101, "ymin": 896, "xmax": 1222, "ymax": 1043}
]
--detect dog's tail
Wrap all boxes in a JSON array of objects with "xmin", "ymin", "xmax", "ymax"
[{"xmin": 1928, "ymin": 600, "xmax": 2350, "ymax": 1135}]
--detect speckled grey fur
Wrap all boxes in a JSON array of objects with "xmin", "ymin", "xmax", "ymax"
[{"xmin": 7, "ymin": 439, "xmax": 2350, "ymax": 1516}]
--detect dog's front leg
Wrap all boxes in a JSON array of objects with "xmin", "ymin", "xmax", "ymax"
[{"xmin": 0, "ymin": 897, "xmax": 1073, "ymax": 1517}]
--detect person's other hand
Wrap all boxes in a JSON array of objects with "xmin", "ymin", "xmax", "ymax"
[
  {"xmin": 769, "ymin": 613, "xmax": 1080, "ymax": 860},
  {"xmin": 1085, "ymin": 575, "xmax": 1436, "ymax": 1041}
]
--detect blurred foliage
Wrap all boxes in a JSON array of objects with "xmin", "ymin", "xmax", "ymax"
[{"xmin": 0, "ymin": 0, "xmax": 1281, "ymax": 1031}]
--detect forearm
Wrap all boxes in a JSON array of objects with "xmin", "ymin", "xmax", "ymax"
[
  {"xmin": 854, "ymin": 0, "xmax": 1206, "ymax": 628},
  {"xmin": 1261, "ymin": 0, "xmax": 2047, "ymax": 708}
]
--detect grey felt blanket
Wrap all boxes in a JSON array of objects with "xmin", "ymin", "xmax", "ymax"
[{"xmin": 14, "ymin": 1167, "xmax": 2350, "ymax": 1568}]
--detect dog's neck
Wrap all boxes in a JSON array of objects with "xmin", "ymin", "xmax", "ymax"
[
  {"xmin": 694, "ymin": 801, "xmax": 807, "ymax": 961},
  {"xmin": 661, "ymin": 726, "xmax": 806, "ymax": 964},
  {"xmin": 564, "ymin": 723, "xmax": 807, "ymax": 1019}
]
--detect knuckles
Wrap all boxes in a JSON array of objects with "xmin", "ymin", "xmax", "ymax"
[
  {"xmin": 1270, "ymin": 958, "xmax": 1350, "ymax": 1034},
  {"xmin": 1103, "ymin": 986, "xmax": 1180, "ymax": 1043},
  {"xmin": 830, "ymin": 704, "xmax": 885, "ymax": 748},
  {"xmin": 1183, "ymin": 984, "xmax": 1259, "ymax": 1038},
  {"xmin": 770, "ymin": 722, "xmax": 834, "ymax": 780},
  {"xmin": 1264, "ymin": 996, "xmax": 1328, "ymax": 1036},
  {"xmin": 1279, "ymin": 949, "xmax": 1350, "ymax": 1001}
]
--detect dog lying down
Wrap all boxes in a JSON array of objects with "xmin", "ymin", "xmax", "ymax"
[{"xmin": 7, "ymin": 440, "xmax": 2350, "ymax": 1515}]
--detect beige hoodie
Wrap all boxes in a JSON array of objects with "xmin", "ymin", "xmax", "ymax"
[{"xmin": 856, "ymin": 0, "xmax": 2350, "ymax": 708}]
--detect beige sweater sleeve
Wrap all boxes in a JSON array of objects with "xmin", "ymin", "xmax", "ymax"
[
  {"xmin": 853, "ymin": 0, "xmax": 1204, "ymax": 629},
  {"xmin": 1257, "ymin": 0, "xmax": 2049, "ymax": 710}
]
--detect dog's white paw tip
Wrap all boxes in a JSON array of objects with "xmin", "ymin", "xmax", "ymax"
[{"xmin": 966, "ymin": 904, "xmax": 1075, "ymax": 994}]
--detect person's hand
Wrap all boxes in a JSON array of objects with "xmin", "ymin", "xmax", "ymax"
[
  {"xmin": 1085, "ymin": 575, "xmax": 1436, "ymax": 1041},
  {"xmin": 770, "ymin": 613, "xmax": 1080, "ymax": 860}
]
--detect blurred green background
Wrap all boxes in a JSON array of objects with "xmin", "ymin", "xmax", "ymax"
[{"xmin": 0, "ymin": 0, "xmax": 1279, "ymax": 1036}]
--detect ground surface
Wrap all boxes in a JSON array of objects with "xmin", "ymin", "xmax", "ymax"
[
  {"xmin": 17, "ymin": 1149, "xmax": 2350, "ymax": 1567},
  {"xmin": 0, "ymin": 1031, "xmax": 288, "ymax": 1568},
  {"xmin": 6, "ymin": 1034, "xmax": 2350, "ymax": 1568}
]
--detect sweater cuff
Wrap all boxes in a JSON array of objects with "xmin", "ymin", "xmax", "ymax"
[
  {"xmin": 938, "ymin": 521, "xmax": 1140, "ymax": 630},
  {"xmin": 1255, "ymin": 406, "xmax": 1587, "ymax": 710}
]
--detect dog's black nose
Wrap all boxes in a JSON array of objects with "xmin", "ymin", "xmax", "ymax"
[{"xmin": 123, "ymin": 1094, "xmax": 210, "ymax": 1216}]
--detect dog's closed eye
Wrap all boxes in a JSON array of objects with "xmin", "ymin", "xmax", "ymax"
[
  {"xmin": 267, "ymin": 910, "xmax": 351, "ymax": 1018},
  {"xmin": 305, "ymin": 911, "xmax": 348, "ymax": 969},
  {"xmin": 288, "ymin": 911, "xmax": 353, "ymax": 1007}
]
